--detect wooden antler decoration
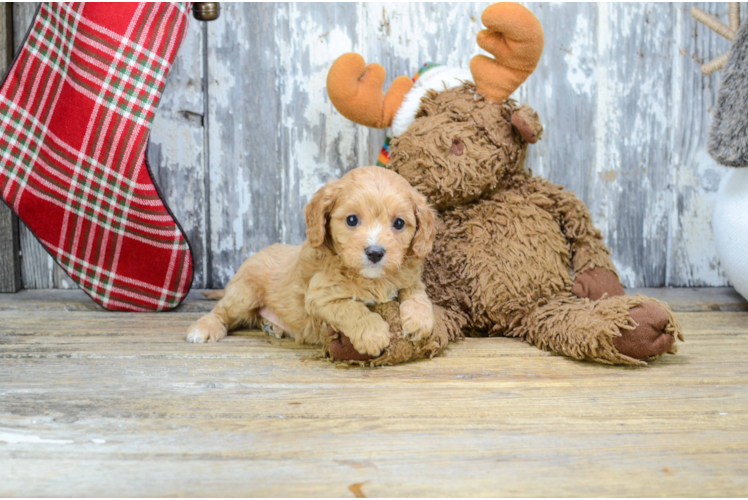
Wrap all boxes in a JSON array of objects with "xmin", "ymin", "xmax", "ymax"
[{"xmin": 692, "ymin": 3, "xmax": 742, "ymax": 75}]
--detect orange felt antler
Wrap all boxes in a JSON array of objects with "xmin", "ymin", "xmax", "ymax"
[
  {"xmin": 326, "ymin": 53, "xmax": 414, "ymax": 129},
  {"xmin": 470, "ymin": 3, "xmax": 544, "ymax": 102}
]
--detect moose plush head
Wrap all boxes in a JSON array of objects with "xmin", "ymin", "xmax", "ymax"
[
  {"xmin": 324, "ymin": 2, "xmax": 683, "ymax": 366},
  {"xmin": 327, "ymin": 3, "xmax": 544, "ymax": 211}
]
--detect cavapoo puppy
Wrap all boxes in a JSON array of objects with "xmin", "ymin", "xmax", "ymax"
[{"xmin": 186, "ymin": 166, "xmax": 436, "ymax": 356}]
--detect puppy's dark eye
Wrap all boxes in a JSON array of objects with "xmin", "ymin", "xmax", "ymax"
[
  {"xmin": 393, "ymin": 218, "xmax": 405, "ymax": 230},
  {"xmin": 346, "ymin": 215, "xmax": 359, "ymax": 227}
]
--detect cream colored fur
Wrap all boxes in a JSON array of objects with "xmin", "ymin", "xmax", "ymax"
[{"xmin": 186, "ymin": 166, "xmax": 436, "ymax": 357}]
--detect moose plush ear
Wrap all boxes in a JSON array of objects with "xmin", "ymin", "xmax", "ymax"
[
  {"xmin": 410, "ymin": 191, "xmax": 436, "ymax": 259},
  {"xmin": 470, "ymin": 3, "xmax": 544, "ymax": 102},
  {"xmin": 511, "ymin": 104, "xmax": 543, "ymax": 144},
  {"xmin": 304, "ymin": 181, "xmax": 340, "ymax": 249},
  {"xmin": 327, "ymin": 53, "xmax": 414, "ymax": 128}
]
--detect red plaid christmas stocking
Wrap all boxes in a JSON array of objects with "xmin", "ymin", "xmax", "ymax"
[{"xmin": 0, "ymin": 3, "xmax": 194, "ymax": 311}]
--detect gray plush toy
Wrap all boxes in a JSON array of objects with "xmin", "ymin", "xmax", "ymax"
[
  {"xmin": 693, "ymin": 3, "xmax": 748, "ymax": 300},
  {"xmin": 706, "ymin": 8, "xmax": 748, "ymax": 166}
]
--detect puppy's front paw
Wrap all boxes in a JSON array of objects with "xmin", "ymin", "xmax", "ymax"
[
  {"xmin": 400, "ymin": 299, "xmax": 434, "ymax": 341},
  {"xmin": 186, "ymin": 314, "xmax": 227, "ymax": 343},
  {"xmin": 350, "ymin": 316, "xmax": 391, "ymax": 357}
]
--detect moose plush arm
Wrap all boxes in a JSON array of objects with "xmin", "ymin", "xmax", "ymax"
[
  {"xmin": 522, "ymin": 176, "xmax": 625, "ymax": 301},
  {"xmin": 508, "ymin": 104, "xmax": 624, "ymax": 301},
  {"xmin": 552, "ymin": 187, "xmax": 617, "ymax": 276}
]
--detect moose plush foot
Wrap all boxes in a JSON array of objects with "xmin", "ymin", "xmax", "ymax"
[
  {"xmin": 327, "ymin": 331, "xmax": 378, "ymax": 362},
  {"xmin": 615, "ymin": 301, "xmax": 677, "ymax": 360},
  {"xmin": 325, "ymin": 302, "xmax": 463, "ymax": 366},
  {"xmin": 571, "ymin": 269, "xmax": 679, "ymax": 361},
  {"xmin": 516, "ymin": 294, "xmax": 682, "ymax": 365}
]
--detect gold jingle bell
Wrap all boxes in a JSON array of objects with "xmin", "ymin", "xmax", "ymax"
[{"xmin": 193, "ymin": 3, "xmax": 220, "ymax": 21}]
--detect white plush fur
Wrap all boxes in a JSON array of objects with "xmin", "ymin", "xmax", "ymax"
[
  {"xmin": 712, "ymin": 168, "xmax": 748, "ymax": 300},
  {"xmin": 391, "ymin": 66, "xmax": 473, "ymax": 137}
]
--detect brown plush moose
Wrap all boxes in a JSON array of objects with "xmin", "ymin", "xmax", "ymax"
[{"xmin": 323, "ymin": 2, "xmax": 683, "ymax": 366}]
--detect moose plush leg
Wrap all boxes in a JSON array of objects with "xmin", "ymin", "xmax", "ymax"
[
  {"xmin": 513, "ymin": 294, "xmax": 682, "ymax": 365},
  {"xmin": 325, "ymin": 302, "xmax": 464, "ymax": 366}
]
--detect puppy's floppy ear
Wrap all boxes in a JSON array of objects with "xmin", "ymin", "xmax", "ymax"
[
  {"xmin": 410, "ymin": 190, "xmax": 436, "ymax": 259},
  {"xmin": 305, "ymin": 180, "xmax": 340, "ymax": 249}
]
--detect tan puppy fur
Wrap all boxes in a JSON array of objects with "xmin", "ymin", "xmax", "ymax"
[{"xmin": 186, "ymin": 166, "xmax": 436, "ymax": 356}]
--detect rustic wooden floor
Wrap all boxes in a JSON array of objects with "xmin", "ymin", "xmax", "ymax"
[{"xmin": 1, "ymin": 288, "xmax": 747, "ymax": 497}]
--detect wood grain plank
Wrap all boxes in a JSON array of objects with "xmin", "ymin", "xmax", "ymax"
[
  {"xmin": 0, "ymin": 4, "xmax": 13, "ymax": 70},
  {"xmin": 207, "ymin": 4, "xmax": 364, "ymax": 287},
  {"xmin": 2, "ymin": 431, "xmax": 745, "ymax": 499},
  {"xmin": 1, "ymin": 314, "xmax": 746, "ymax": 413},
  {"xmin": 668, "ymin": 3, "xmax": 734, "ymax": 286},
  {"xmin": 523, "ymin": 3, "xmax": 598, "ymax": 213},
  {"xmin": 628, "ymin": 286, "xmax": 748, "ymax": 311},
  {"xmin": 275, "ymin": 3, "xmax": 362, "ymax": 246},
  {"xmin": 0, "ymin": 287, "xmax": 745, "ymax": 313},
  {"xmin": 206, "ymin": 3, "xmax": 282, "ymax": 287},
  {"xmin": 0, "ymin": 3, "xmax": 21, "ymax": 293},
  {"xmin": 0, "ymin": 203, "xmax": 21, "ymax": 292},
  {"xmin": 0, "ymin": 306, "xmax": 747, "ymax": 496},
  {"xmin": 11, "ymin": 2, "xmax": 71, "ymax": 290},
  {"xmin": 1, "ymin": 451, "xmax": 745, "ymax": 497},
  {"xmin": 147, "ymin": 16, "xmax": 208, "ymax": 288},
  {"xmin": 591, "ymin": 3, "xmax": 675, "ymax": 287}
]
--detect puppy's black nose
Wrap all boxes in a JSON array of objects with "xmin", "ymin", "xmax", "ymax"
[{"xmin": 365, "ymin": 246, "xmax": 385, "ymax": 264}]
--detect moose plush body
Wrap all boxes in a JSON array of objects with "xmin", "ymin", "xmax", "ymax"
[{"xmin": 324, "ymin": 2, "xmax": 683, "ymax": 366}]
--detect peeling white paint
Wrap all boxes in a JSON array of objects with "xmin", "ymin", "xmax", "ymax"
[
  {"xmin": 16, "ymin": 3, "xmax": 737, "ymax": 289},
  {"xmin": 612, "ymin": 261, "xmax": 638, "ymax": 289},
  {"xmin": 0, "ymin": 432, "xmax": 73, "ymax": 445},
  {"xmin": 564, "ymin": 13, "xmax": 594, "ymax": 96},
  {"xmin": 593, "ymin": 1, "xmax": 614, "ymax": 241},
  {"xmin": 276, "ymin": 3, "xmax": 361, "ymax": 247}
]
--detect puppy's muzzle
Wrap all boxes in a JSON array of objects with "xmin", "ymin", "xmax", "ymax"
[{"xmin": 365, "ymin": 245, "xmax": 385, "ymax": 264}]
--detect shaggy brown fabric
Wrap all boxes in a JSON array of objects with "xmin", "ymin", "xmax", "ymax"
[
  {"xmin": 572, "ymin": 268, "xmax": 625, "ymax": 301},
  {"xmin": 388, "ymin": 85, "xmax": 524, "ymax": 211},
  {"xmin": 429, "ymin": 188, "xmax": 574, "ymax": 334},
  {"xmin": 383, "ymin": 83, "xmax": 683, "ymax": 365},
  {"xmin": 328, "ymin": 82, "xmax": 683, "ymax": 366},
  {"xmin": 324, "ymin": 302, "xmax": 464, "ymax": 367},
  {"xmin": 512, "ymin": 294, "xmax": 681, "ymax": 365}
]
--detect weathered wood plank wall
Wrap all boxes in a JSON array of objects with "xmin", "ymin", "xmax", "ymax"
[
  {"xmin": 0, "ymin": 2, "xmax": 21, "ymax": 292},
  {"xmin": 4, "ymin": 2, "xmax": 740, "ymax": 289},
  {"xmin": 10, "ymin": 2, "xmax": 76, "ymax": 289}
]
